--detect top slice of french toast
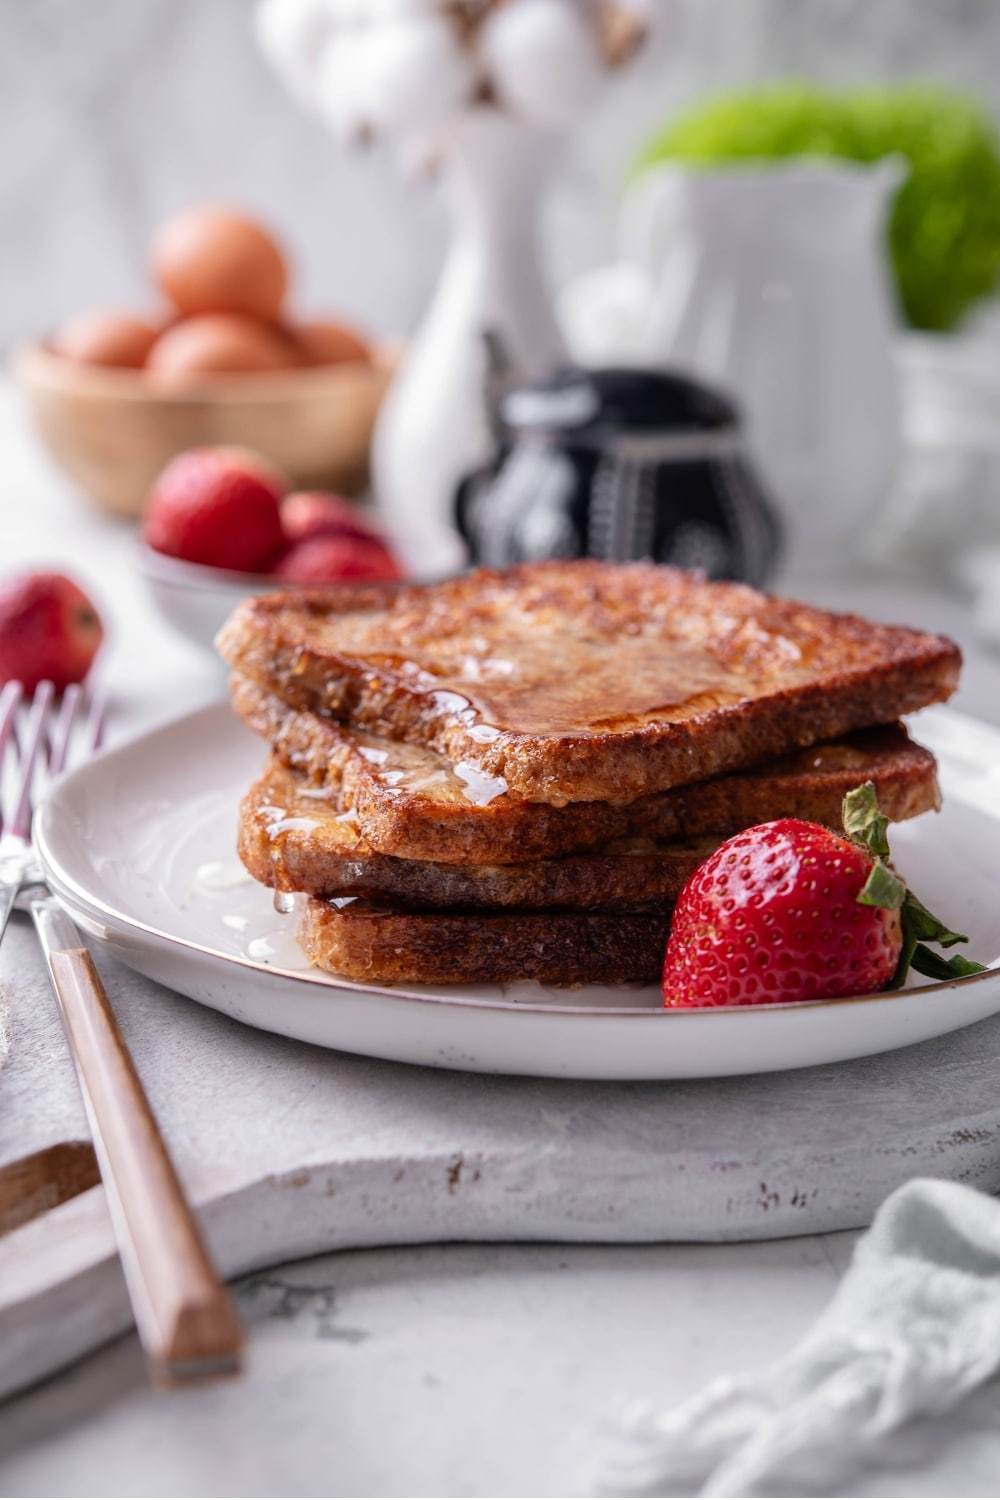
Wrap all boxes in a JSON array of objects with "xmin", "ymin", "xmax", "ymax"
[{"xmin": 216, "ymin": 560, "xmax": 961, "ymax": 806}]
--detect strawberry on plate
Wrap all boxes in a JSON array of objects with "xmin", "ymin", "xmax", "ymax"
[
  {"xmin": 0, "ymin": 572, "xmax": 104, "ymax": 693},
  {"xmin": 142, "ymin": 446, "xmax": 287, "ymax": 571},
  {"xmin": 662, "ymin": 783, "xmax": 985, "ymax": 1008}
]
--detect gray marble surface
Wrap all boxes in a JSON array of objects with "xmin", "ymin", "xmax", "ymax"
[
  {"xmin": 2, "ymin": 0, "xmax": 999, "ymax": 351},
  {"xmin": 6, "ymin": 1235, "xmax": 1000, "ymax": 1497},
  {"xmin": 0, "ymin": 1234, "xmax": 860, "ymax": 1498}
]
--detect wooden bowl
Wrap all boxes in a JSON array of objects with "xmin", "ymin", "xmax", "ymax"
[{"xmin": 12, "ymin": 342, "xmax": 395, "ymax": 518}]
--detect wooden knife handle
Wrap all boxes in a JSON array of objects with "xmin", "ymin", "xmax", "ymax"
[{"xmin": 31, "ymin": 897, "xmax": 243, "ymax": 1385}]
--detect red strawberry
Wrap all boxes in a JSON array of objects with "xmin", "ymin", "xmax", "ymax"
[
  {"xmin": 272, "ymin": 533, "xmax": 404, "ymax": 584},
  {"xmin": 662, "ymin": 784, "xmax": 984, "ymax": 1008},
  {"xmin": 0, "ymin": 573, "xmax": 104, "ymax": 692},
  {"xmin": 280, "ymin": 491, "xmax": 381, "ymax": 545},
  {"xmin": 142, "ymin": 446, "xmax": 287, "ymax": 571}
]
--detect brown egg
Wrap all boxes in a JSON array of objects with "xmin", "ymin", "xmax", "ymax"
[
  {"xmin": 145, "ymin": 314, "xmax": 299, "ymax": 382},
  {"xmin": 51, "ymin": 308, "xmax": 161, "ymax": 368},
  {"xmin": 293, "ymin": 317, "xmax": 371, "ymax": 367},
  {"xmin": 150, "ymin": 206, "xmax": 289, "ymax": 322}
]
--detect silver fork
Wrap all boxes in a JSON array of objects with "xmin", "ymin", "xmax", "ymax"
[
  {"xmin": 0, "ymin": 680, "xmax": 244, "ymax": 1385},
  {"xmin": 0, "ymin": 680, "xmax": 104, "ymax": 940}
]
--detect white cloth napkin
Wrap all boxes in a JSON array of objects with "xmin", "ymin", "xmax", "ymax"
[{"xmin": 596, "ymin": 1179, "xmax": 1000, "ymax": 1497}]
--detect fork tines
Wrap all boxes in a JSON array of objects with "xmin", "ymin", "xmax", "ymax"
[
  {"xmin": 0, "ymin": 681, "xmax": 107, "ymax": 842},
  {"xmin": 0, "ymin": 679, "xmax": 21, "ymax": 753},
  {"xmin": 47, "ymin": 683, "xmax": 107, "ymax": 777}
]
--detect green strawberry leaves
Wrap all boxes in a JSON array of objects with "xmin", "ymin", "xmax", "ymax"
[
  {"xmin": 908, "ymin": 947, "xmax": 987, "ymax": 982},
  {"xmin": 858, "ymin": 859, "xmax": 906, "ymax": 910},
  {"xmin": 903, "ymin": 889, "xmax": 969, "ymax": 949},
  {"xmin": 892, "ymin": 888, "xmax": 985, "ymax": 988},
  {"xmin": 843, "ymin": 782, "xmax": 892, "ymax": 859},
  {"xmin": 843, "ymin": 782, "xmax": 986, "ymax": 990},
  {"xmin": 849, "ymin": 783, "xmax": 907, "ymax": 911}
]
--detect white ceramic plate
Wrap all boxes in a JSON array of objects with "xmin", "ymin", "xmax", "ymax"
[{"xmin": 34, "ymin": 703, "xmax": 1000, "ymax": 1080}]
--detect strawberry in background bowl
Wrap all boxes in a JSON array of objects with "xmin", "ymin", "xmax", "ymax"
[
  {"xmin": 138, "ymin": 445, "xmax": 465, "ymax": 654},
  {"xmin": 142, "ymin": 447, "xmax": 288, "ymax": 572},
  {"xmin": 272, "ymin": 490, "xmax": 404, "ymax": 583}
]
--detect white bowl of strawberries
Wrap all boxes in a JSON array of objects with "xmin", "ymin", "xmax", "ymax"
[{"xmin": 138, "ymin": 445, "xmax": 467, "ymax": 654}]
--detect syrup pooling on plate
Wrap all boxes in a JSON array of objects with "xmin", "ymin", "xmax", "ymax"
[
  {"xmin": 196, "ymin": 865, "xmax": 312, "ymax": 971},
  {"xmin": 168, "ymin": 813, "xmax": 313, "ymax": 970},
  {"xmin": 247, "ymin": 923, "xmax": 313, "ymax": 970},
  {"xmin": 195, "ymin": 859, "xmax": 253, "ymax": 892}
]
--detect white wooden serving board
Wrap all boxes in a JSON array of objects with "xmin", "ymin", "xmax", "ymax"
[{"xmin": 4, "ymin": 914, "xmax": 1000, "ymax": 1402}]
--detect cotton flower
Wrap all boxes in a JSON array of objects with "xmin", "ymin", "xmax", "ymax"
[
  {"xmin": 258, "ymin": 0, "xmax": 651, "ymax": 143},
  {"xmin": 315, "ymin": 8, "xmax": 479, "ymax": 141},
  {"xmin": 477, "ymin": 0, "xmax": 607, "ymax": 130},
  {"xmin": 254, "ymin": 0, "xmax": 335, "ymax": 112}
]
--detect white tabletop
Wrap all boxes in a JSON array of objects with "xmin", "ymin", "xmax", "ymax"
[{"xmin": 3, "ymin": 384, "xmax": 1000, "ymax": 1498}]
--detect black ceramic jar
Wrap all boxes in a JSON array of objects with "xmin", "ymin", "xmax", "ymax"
[{"xmin": 454, "ymin": 366, "xmax": 781, "ymax": 586}]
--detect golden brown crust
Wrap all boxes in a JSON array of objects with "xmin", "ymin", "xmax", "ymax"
[
  {"xmin": 239, "ymin": 756, "xmax": 714, "ymax": 911},
  {"xmin": 216, "ymin": 561, "xmax": 961, "ymax": 804},
  {"xmin": 232, "ymin": 675, "xmax": 940, "ymax": 867},
  {"xmin": 298, "ymin": 898, "xmax": 670, "ymax": 985}
]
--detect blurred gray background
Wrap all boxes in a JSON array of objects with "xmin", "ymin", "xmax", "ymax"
[{"xmin": 3, "ymin": 0, "xmax": 1000, "ymax": 352}]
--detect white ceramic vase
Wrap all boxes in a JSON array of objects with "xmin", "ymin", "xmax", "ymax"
[
  {"xmin": 621, "ymin": 160, "xmax": 906, "ymax": 575},
  {"xmin": 372, "ymin": 111, "xmax": 566, "ymax": 529}
]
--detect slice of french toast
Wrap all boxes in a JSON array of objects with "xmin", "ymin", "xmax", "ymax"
[
  {"xmin": 298, "ymin": 897, "xmax": 671, "ymax": 985},
  {"xmin": 239, "ymin": 754, "xmax": 722, "ymax": 912},
  {"xmin": 217, "ymin": 561, "xmax": 960, "ymax": 806},
  {"xmin": 232, "ymin": 674, "xmax": 940, "ymax": 867}
]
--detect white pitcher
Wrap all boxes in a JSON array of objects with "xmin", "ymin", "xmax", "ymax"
[{"xmin": 621, "ymin": 159, "xmax": 907, "ymax": 576}]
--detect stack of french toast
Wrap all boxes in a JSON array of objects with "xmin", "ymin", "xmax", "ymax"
[{"xmin": 216, "ymin": 560, "xmax": 960, "ymax": 987}]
